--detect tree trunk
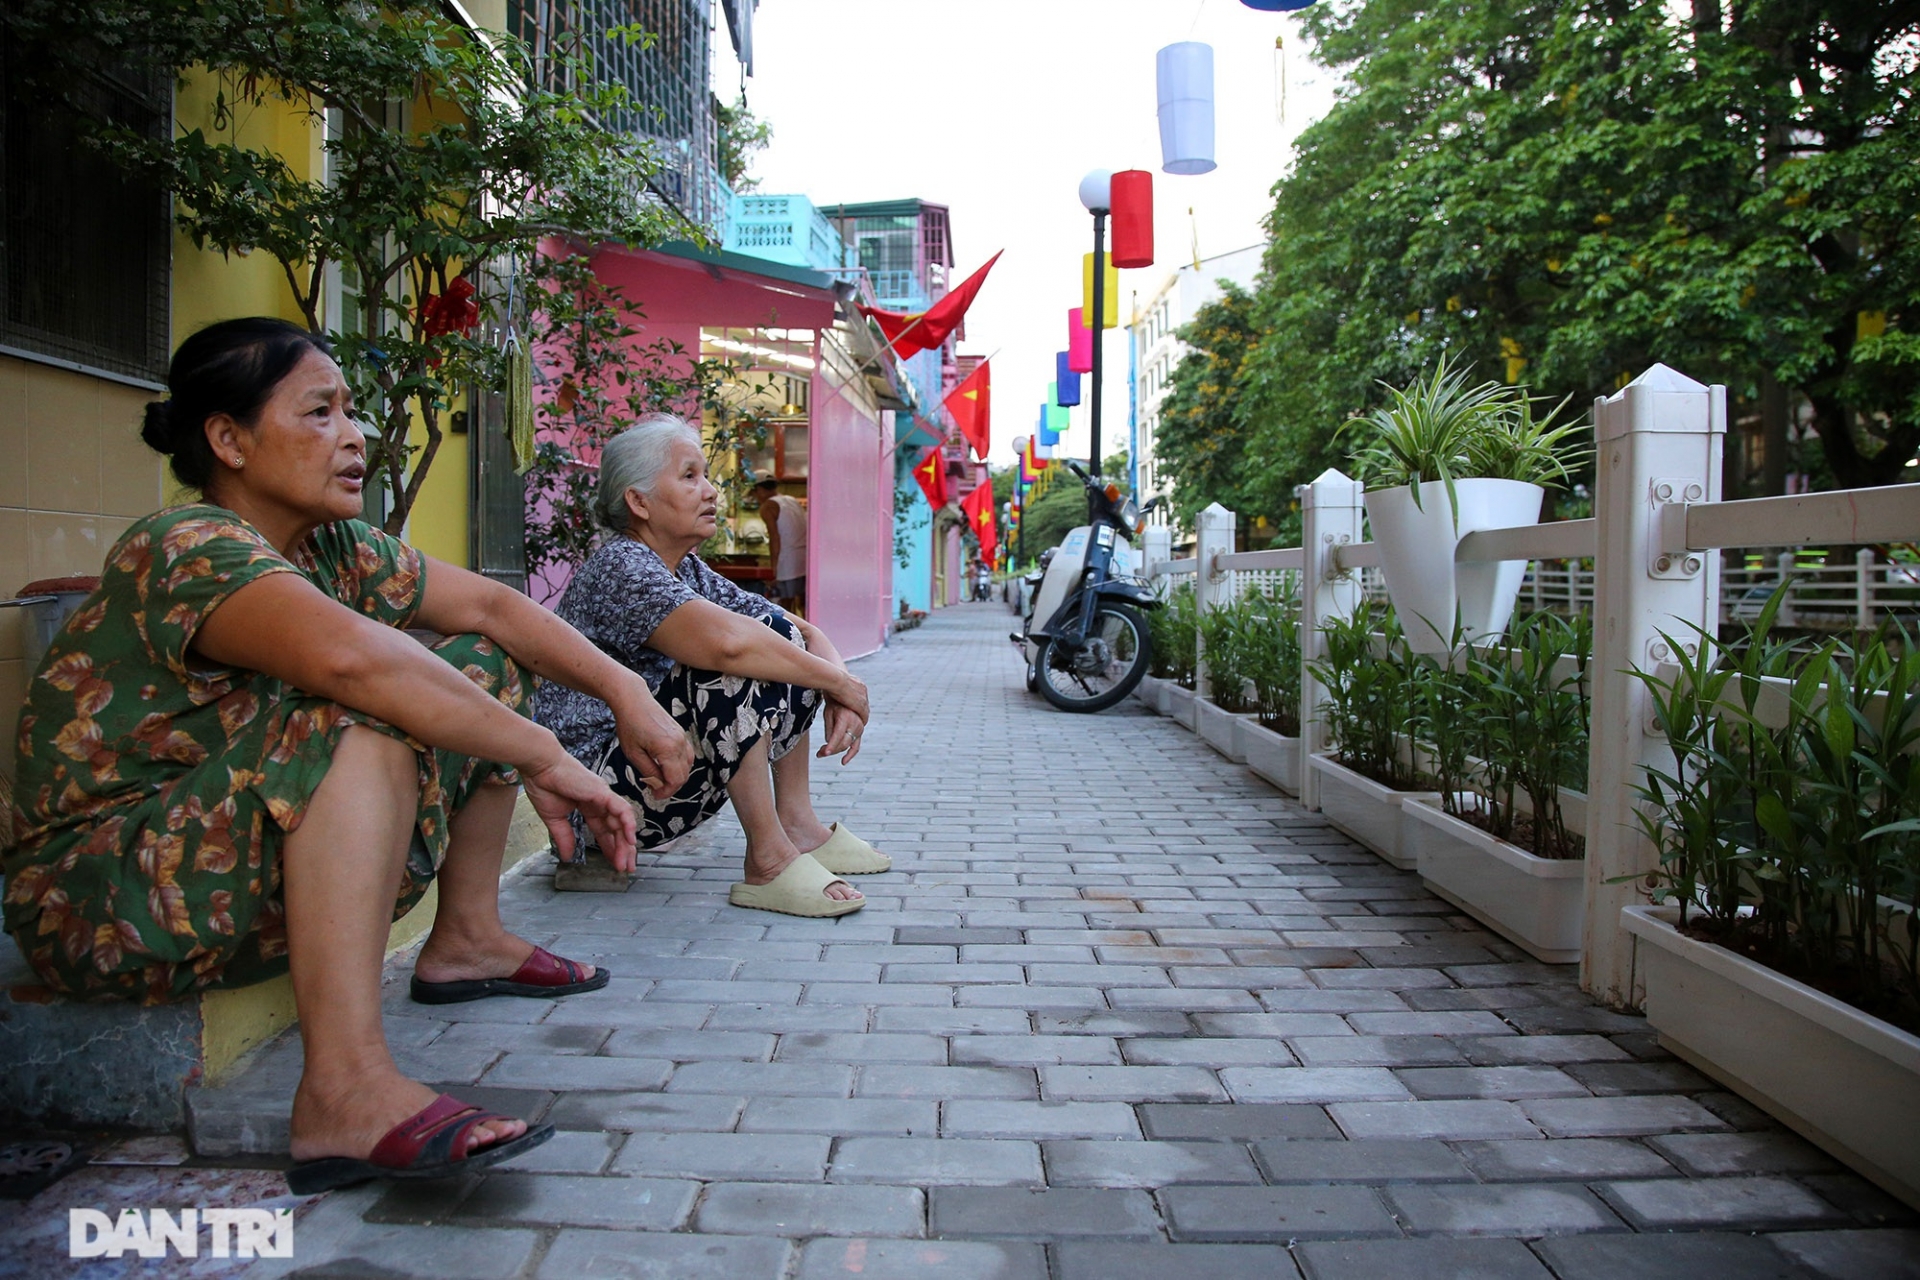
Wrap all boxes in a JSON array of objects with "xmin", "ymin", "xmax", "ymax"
[{"xmin": 1760, "ymin": 371, "xmax": 1789, "ymax": 496}]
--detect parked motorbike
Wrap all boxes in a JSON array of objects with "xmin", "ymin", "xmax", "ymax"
[{"xmin": 1012, "ymin": 461, "xmax": 1160, "ymax": 712}]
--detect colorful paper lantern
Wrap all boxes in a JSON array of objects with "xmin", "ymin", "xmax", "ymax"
[
  {"xmin": 1067, "ymin": 308, "xmax": 1093, "ymax": 372},
  {"xmin": 1081, "ymin": 254, "xmax": 1119, "ymax": 327},
  {"xmin": 1109, "ymin": 170, "xmax": 1154, "ymax": 269},
  {"xmin": 1157, "ymin": 42, "xmax": 1216, "ymax": 176},
  {"xmin": 1055, "ymin": 352, "xmax": 1082, "ymax": 406}
]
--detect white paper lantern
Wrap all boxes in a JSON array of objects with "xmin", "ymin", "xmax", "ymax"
[{"xmin": 1156, "ymin": 42, "xmax": 1217, "ymax": 176}]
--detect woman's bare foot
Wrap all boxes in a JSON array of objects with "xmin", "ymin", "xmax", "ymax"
[
  {"xmin": 743, "ymin": 843, "xmax": 862, "ymax": 902},
  {"xmin": 412, "ymin": 928, "xmax": 597, "ymax": 987},
  {"xmin": 288, "ymin": 1070, "xmax": 524, "ymax": 1163}
]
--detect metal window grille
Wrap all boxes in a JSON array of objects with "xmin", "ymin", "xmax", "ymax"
[
  {"xmin": 509, "ymin": 0, "xmax": 724, "ymax": 234},
  {"xmin": 0, "ymin": 32, "xmax": 170, "ymax": 384}
]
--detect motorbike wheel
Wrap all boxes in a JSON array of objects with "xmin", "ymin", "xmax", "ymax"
[
  {"xmin": 1025, "ymin": 659, "xmax": 1041, "ymax": 694},
  {"xmin": 1034, "ymin": 603, "xmax": 1152, "ymax": 713}
]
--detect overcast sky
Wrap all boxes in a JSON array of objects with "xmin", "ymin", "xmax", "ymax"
[{"xmin": 727, "ymin": 0, "xmax": 1342, "ymax": 466}]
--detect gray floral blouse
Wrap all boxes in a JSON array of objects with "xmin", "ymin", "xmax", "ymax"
[{"xmin": 534, "ymin": 537, "xmax": 780, "ymax": 767}]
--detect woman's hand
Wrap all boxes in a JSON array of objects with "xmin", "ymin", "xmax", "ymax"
[
  {"xmin": 818, "ymin": 700, "xmax": 866, "ymax": 764},
  {"xmin": 521, "ymin": 750, "xmax": 639, "ymax": 872},
  {"xmin": 828, "ymin": 671, "xmax": 871, "ymax": 725},
  {"xmin": 610, "ymin": 678, "xmax": 695, "ymax": 799}
]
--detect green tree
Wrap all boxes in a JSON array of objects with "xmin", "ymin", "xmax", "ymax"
[
  {"xmin": 5, "ymin": 1, "xmax": 679, "ymax": 533},
  {"xmin": 1186, "ymin": 0, "xmax": 1919, "ymax": 527},
  {"xmin": 715, "ymin": 92, "xmax": 772, "ymax": 192}
]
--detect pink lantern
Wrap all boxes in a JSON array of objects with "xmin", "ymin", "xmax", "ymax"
[{"xmin": 1067, "ymin": 308, "xmax": 1093, "ymax": 373}]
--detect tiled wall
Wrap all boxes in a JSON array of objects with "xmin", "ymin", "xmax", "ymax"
[{"xmin": 0, "ymin": 355, "xmax": 165, "ymax": 778}]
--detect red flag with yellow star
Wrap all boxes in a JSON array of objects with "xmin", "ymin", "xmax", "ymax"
[
  {"xmin": 861, "ymin": 252, "xmax": 1003, "ymax": 357},
  {"xmin": 961, "ymin": 478, "xmax": 997, "ymax": 564},
  {"xmin": 944, "ymin": 360, "xmax": 991, "ymax": 460},
  {"xmin": 911, "ymin": 446, "xmax": 949, "ymax": 509}
]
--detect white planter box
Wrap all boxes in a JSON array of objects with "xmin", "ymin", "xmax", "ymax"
[
  {"xmin": 1623, "ymin": 904, "xmax": 1920, "ymax": 1211},
  {"xmin": 1196, "ymin": 700, "xmax": 1250, "ymax": 762},
  {"xmin": 1240, "ymin": 720, "xmax": 1302, "ymax": 796},
  {"xmin": 1134, "ymin": 675, "xmax": 1169, "ymax": 714},
  {"xmin": 1163, "ymin": 683, "xmax": 1198, "ymax": 731},
  {"xmin": 1404, "ymin": 795, "xmax": 1584, "ymax": 964},
  {"xmin": 1364, "ymin": 478, "xmax": 1543, "ymax": 654},
  {"xmin": 1307, "ymin": 752, "xmax": 1439, "ymax": 870}
]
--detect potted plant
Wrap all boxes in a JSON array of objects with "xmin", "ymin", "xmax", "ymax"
[
  {"xmin": 1240, "ymin": 577, "xmax": 1305, "ymax": 795},
  {"xmin": 1197, "ymin": 593, "xmax": 1258, "ymax": 762},
  {"xmin": 1154, "ymin": 583, "xmax": 1200, "ymax": 729},
  {"xmin": 1624, "ymin": 594, "xmax": 1920, "ymax": 1208},
  {"xmin": 1402, "ymin": 612, "xmax": 1591, "ymax": 963},
  {"xmin": 1306, "ymin": 601, "xmax": 1439, "ymax": 869},
  {"xmin": 1351, "ymin": 358, "xmax": 1586, "ymax": 654}
]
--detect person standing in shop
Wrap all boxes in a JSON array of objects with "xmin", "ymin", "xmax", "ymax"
[{"xmin": 753, "ymin": 477, "xmax": 808, "ymax": 616}]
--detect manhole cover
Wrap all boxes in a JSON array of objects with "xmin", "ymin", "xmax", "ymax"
[{"xmin": 0, "ymin": 1139, "xmax": 83, "ymax": 1200}]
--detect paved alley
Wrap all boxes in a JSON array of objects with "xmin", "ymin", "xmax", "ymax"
[{"xmin": 220, "ymin": 603, "xmax": 1916, "ymax": 1278}]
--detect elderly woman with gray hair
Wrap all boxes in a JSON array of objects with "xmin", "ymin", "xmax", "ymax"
[{"xmin": 533, "ymin": 414, "xmax": 885, "ymax": 916}]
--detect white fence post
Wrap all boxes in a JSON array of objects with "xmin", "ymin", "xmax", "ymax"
[
  {"xmin": 1142, "ymin": 526, "xmax": 1173, "ymax": 581},
  {"xmin": 1193, "ymin": 503, "xmax": 1236, "ymax": 701},
  {"xmin": 1298, "ymin": 470, "xmax": 1364, "ymax": 812},
  {"xmin": 1583, "ymin": 365, "xmax": 1725, "ymax": 1009},
  {"xmin": 1856, "ymin": 547, "xmax": 1875, "ymax": 632},
  {"xmin": 1775, "ymin": 550, "xmax": 1797, "ymax": 626}
]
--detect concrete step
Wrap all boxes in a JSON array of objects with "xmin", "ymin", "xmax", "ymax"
[{"xmin": 0, "ymin": 792, "xmax": 552, "ymax": 1140}]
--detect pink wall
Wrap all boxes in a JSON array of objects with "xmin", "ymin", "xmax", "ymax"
[{"xmin": 808, "ymin": 367, "xmax": 890, "ymax": 660}]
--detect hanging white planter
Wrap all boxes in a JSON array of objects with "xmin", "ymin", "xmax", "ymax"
[
  {"xmin": 1156, "ymin": 43, "xmax": 1217, "ymax": 176},
  {"xmin": 1363, "ymin": 478, "xmax": 1543, "ymax": 654}
]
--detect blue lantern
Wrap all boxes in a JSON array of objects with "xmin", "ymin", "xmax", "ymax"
[
  {"xmin": 1239, "ymin": 1, "xmax": 1316, "ymax": 9},
  {"xmin": 1055, "ymin": 353, "xmax": 1081, "ymax": 407}
]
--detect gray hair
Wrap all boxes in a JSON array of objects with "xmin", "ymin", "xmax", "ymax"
[{"xmin": 597, "ymin": 414, "xmax": 702, "ymax": 532}]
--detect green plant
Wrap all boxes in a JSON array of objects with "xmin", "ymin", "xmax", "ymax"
[
  {"xmin": 1199, "ymin": 593, "xmax": 1257, "ymax": 713},
  {"xmin": 1348, "ymin": 356, "xmax": 1589, "ymax": 521},
  {"xmin": 1311, "ymin": 599, "xmax": 1419, "ymax": 787},
  {"xmin": 1632, "ymin": 587, "xmax": 1920, "ymax": 1028},
  {"xmin": 1149, "ymin": 582, "xmax": 1199, "ymax": 687},
  {"xmin": 520, "ymin": 254, "xmax": 735, "ymax": 601},
  {"xmin": 1409, "ymin": 611, "xmax": 1590, "ymax": 858},
  {"xmin": 1244, "ymin": 576, "xmax": 1303, "ymax": 735}
]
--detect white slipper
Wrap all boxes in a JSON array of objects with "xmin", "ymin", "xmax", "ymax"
[
  {"xmin": 808, "ymin": 823, "xmax": 892, "ymax": 875},
  {"xmin": 729, "ymin": 852, "xmax": 865, "ymax": 917}
]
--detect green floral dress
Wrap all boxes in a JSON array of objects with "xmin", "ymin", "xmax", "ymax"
[{"xmin": 3, "ymin": 504, "xmax": 526, "ymax": 1004}]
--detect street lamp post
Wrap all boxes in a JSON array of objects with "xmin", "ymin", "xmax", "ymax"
[{"xmin": 1079, "ymin": 169, "xmax": 1112, "ymax": 482}]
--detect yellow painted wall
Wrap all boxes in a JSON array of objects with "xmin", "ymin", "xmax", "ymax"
[{"xmin": 0, "ymin": 63, "xmax": 481, "ymax": 779}]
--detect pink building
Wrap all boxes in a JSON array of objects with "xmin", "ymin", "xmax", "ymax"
[{"xmin": 537, "ymin": 238, "xmax": 907, "ymax": 660}]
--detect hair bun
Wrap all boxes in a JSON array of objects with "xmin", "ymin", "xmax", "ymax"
[{"xmin": 141, "ymin": 400, "xmax": 175, "ymax": 454}]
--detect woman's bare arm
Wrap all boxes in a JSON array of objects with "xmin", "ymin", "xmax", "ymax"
[
  {"xmin": 648, "ymin": 598, "xmax": 869, "ymax": 723},
  {"xmin": 192, "ymin": 572, "xmax": 638, "ymax": 866},
  {"xmin": 410, "ymin": 555, "xmax": 694, "ymax": 795}
]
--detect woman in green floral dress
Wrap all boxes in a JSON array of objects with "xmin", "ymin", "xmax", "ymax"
[{"xmin": 4, "ymin": 318, "xmax": 694, "ymax": 1192}]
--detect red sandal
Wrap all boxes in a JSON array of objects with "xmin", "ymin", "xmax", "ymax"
[
  {"xmin": 285, "ymin": 1093, "xmax": 553, "ymax": 1195},
  {"xmin": 409, "ymin": 946, "xmax": 610, "ymax": 1005}
]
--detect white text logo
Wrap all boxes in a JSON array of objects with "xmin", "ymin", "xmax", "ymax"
[{"xmin": 69, "ymin": 1208, "xmax": 293, "ymax": 1259}]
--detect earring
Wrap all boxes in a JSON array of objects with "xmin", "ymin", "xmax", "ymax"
[{"xmin": 231, "ymin": 455, "xmax": 244, "ymax": 469}]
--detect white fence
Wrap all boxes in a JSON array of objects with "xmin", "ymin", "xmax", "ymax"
[{"xmin": 1141, "ymin": 364, "xmax": 1920, "ymax": 1008}]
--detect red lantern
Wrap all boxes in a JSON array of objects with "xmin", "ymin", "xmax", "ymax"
[{"xmin": 1109, "ymin": 170, "xmax": 1154, "ymax": 269}]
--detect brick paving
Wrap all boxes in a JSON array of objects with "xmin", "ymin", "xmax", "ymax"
[{"xmin": 203, "ymin": 603, "xmax": 1916, "ymax": 1277}]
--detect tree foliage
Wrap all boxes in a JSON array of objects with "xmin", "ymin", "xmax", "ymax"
[
  {"xmin": 715, "ymin": 92, "xmax": 772, "ymax": 192},
  {"xmin": 1161, "ymin": 0, "xmax": 1920, "ymax": 532},
  {"xmin": 4, "ymin": 0, "xmax": 681, "ymax": 533}
]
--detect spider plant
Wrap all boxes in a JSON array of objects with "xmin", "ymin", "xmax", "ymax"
[
  {"xmin": 1466, "ymin": 388, "xmax": 1591, "ymax": 491},
  {"xmin": 1348, "ymin": 355, "xmax": 1590, "ymax": 518},
  {"xmin": 1346, "ymin": 354, "xmax": 1511, "ymax": 518}
]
